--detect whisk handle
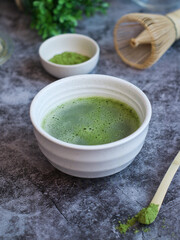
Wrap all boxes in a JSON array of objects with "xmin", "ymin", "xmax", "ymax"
[{"xmin": 167, "ymin": 9, "xmax": 180, "ymax": 40}]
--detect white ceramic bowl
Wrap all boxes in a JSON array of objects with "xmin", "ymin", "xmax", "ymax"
[
  {"xmin": 39, "ymin": 34, "xmax": 100, "ymax": 78},
  {"xmin": 30, "ymin": 74, "xmax": 152, "ymax": 178}
]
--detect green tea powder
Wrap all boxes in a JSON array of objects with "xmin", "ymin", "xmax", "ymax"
[
  {"xmin": 138, "ymin": 203, "xmax": 159, "ymax": 225},
  {"xmin": 117, "ymin": 203, "xmax": 159, "ymax": 234},
  {"xmin": 49, "ymin": 51, "xmax": 90, "ymax": 65}
]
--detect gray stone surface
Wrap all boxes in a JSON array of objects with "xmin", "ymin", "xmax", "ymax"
[{"xmin": 0, "ymin": 0, "xmax": 180, "ymax": 239}]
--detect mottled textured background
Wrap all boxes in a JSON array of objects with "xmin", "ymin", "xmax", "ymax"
[{"xmin": 0, "ymin": 0, "xmax": 180, "ymax": 239}]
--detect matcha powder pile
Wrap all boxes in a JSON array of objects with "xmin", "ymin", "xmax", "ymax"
[
  {"xmin": 117, "ymin": 203, "xmax": 159, "ymax": 234},
  {"xmin": 49, "ymin": 51, "xmax": 90, "ymax": 65},
  {"xmin": 138, "ymin": 203, "xmax": 159, "ymax": 225}
]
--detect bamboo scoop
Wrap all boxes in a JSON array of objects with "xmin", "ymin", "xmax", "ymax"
[
  {"xmin": 117, "ymin": 152, "xmax": 180, "ymax": 233},
  {"xmin": 114, "ymin": 9, "xmax": 180, "ymax": 69},
  {"xmin": 138, "ymin": 151, "xmax": 180, "ymax": 225},
  {"xmin": 151, "ymin": 151, "xmax": 180, "ymax": 211}
]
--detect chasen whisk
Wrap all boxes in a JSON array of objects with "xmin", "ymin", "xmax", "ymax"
[{"xmin": 114, "ymin": 9, "xmax": 180, "ymax": 69}]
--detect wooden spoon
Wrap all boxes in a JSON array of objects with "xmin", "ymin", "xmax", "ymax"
[
  {"xmin": 117, "ymin": 152, "xmax": 180, "ymax": 232},
  {"xmin": 137, "ymin": 151, "xmax": 180, "ymax": 225},
  {"xmin": 151, "ymin": 151, "xmax": 180, "ymax": 211}
]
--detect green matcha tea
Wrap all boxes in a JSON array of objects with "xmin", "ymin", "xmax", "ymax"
[
  {"xmin": 42, "ymin": 97, "xmax": 140, "ymax": 145},
  {"xmin": 49, "ymin": 52, "xmax": 90, "ymax": 65}
]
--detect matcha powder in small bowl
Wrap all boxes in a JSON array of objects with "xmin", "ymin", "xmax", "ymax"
[{"xmin": 49, "ymin": 51, "xmax": 90, "ymax": 65}]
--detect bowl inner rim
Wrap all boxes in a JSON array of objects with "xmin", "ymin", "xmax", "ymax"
[{"xmin": 30, "ymin": 74, "xmax": 152, "ymax": 150}]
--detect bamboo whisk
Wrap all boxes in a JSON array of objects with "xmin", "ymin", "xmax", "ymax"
[{"xmin": 114, "ymin": 9, "xmax": 180, "ymax": 69}]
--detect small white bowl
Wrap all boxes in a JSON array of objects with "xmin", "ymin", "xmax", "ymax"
[
  {"xmin": 39, "ymin": 34, "xmax": 100, "ymax": 78},
  {"xmin": 30, "ymin": 74, "xmax": 152, "ymax": 178}
]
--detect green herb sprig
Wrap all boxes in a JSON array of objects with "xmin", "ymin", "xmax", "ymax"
[{"xmin": 26, "ymin": 0, "xmax": 109, "ymax": 39}]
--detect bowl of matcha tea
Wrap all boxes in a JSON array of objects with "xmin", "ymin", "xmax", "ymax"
[
  {"xmin": 39, "ymin": 34, "xmax": 99, "ymax": 78},
  {"xmin": 30, "ymin": 74, "xmax": 152, "ymax": 178}
]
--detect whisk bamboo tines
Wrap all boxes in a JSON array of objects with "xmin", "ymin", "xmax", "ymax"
[{"xmin": 114, "ymin": 9, "xmax": 180, "ymax": 69}]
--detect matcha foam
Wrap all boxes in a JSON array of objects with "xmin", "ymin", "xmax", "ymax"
[{"xmin": 42, "ymin": 96, "xmax": 140, "ymax": 145}]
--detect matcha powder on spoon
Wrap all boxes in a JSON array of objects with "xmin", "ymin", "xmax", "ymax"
[
  {"xmin": 117, "ymin": 203, "xmax": 159, "ymax": 234},
  {"xmin": 138, "ymin": 203, "xmax": 159, "ymax": 225}
]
